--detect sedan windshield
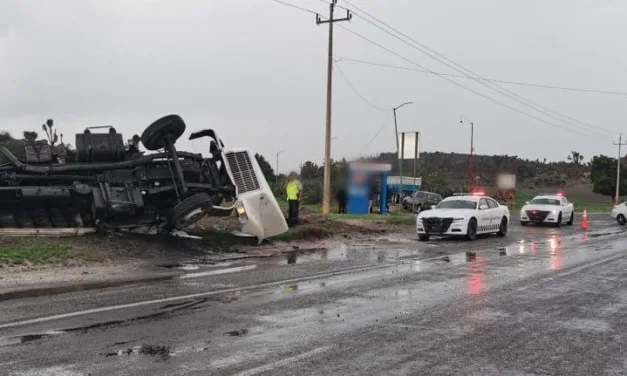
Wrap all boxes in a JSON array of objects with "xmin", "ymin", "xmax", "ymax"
[
  {"xmin": 529, "ymin": 198, "xmax": 560, "ymax": 205},
  {"xmin": 436, "ymin": 200, "xmax": 477, "ymax": 210}
]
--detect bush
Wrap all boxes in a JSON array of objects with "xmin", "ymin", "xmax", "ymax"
[{"xmin": 302, "ymin": 180, "xmax": 323, "ymax": 205}]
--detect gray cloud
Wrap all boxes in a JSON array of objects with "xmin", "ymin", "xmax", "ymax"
[{"xmin": 1, "ymin": 0, "xmax": 627, "ymax": 172}]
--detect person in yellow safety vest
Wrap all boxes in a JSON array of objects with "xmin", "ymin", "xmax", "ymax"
[{"xmin": 285, "ymin": 172, "xmax": 303, "ymax": 227}]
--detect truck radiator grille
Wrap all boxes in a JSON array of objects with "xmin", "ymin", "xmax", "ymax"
[{"xmin": 225, "ymin": 151, "xmax": 260, "ymax": 194}]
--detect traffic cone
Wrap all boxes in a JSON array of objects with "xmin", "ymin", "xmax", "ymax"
[{"xmin": 581, "ymin": 209, "xmax": 588, "ymax": 230}]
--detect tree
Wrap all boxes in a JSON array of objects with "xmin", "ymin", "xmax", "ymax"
[
  {"xmin": 254, "ymin": 153, "xmax": 275, "ymax": 182},
  {"xmin": 42, "ymin": 118, "xmax": 59, "ymax": 147},
  {"xmin": 23, "ymin": 131, "xmax": 38, "ymax": 142},
  {"xmin": 300, "ymin": 161, "xmax": 321, "ymax": 180},
  {"xmin": 590, "ymin": 155, "xmax": 627, "ymax": 196},
  {"xmin": 567, "ymin": 151, "xmax": 584, "ymax": 165}
]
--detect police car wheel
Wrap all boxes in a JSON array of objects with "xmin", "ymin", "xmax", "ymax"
[
  {"xmin": 617, "ymin": 214, "xmax": 626, "ymax": 226},
  {"xmin": 567, "ymin": 212, "xmax": 574, "ymax": 226},
  {"xmin": 418, "ymin": 234, "xmax": 430, "ymax": 241},
  {"xmin": 497, "ymin": 217, "xmax": 508, "ymax": 237},
  {"xmin": 554, "ymin": 213, "xmax": 562, "ymax": 228},
  {"xmin": 466, "ymin": 219, "xmax": 477, "ymax": 241}
]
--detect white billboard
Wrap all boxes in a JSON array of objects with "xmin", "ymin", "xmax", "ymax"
[
  {"xmin": 398, "ymin": 132, "xmax": 420, "ymax": 160},
  {"xmin": 497, "ymin": 174, "xmax": 516, "ymax": 189}
]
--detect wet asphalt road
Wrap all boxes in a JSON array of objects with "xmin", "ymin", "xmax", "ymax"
[{"xmin": 2, "ymin": 214, "xmax": 627, "ymax": 375}]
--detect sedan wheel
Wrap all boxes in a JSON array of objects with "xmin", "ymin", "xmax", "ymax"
[
  {"xmin": 618, "ymin": 214, "xmax": 627, "ymax": 226},
  {"xmin": 466, "ymin": 219, "xmax": 477, "ymax": 241},
  {"xmin": 497, "ymin": 217, "xmax": 508, "ymax": 237}
]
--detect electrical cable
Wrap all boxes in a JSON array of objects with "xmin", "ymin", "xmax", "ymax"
[
  {"xmin": 335, "ymin": 57, "xmax": 627, "ymax": 97},
  {"xmin": 337, "ymin": 24, "xmax": 609, "ymax": 142},
  {"xmin": 341, "ymin": 0, "xmax": 615, "ymax": 137},
  {"xmin": 334, "ymin": 61, "xmax": 388, "ymax": 112}
]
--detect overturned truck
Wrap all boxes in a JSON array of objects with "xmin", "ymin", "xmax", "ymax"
[{"xmin": 0, "ymin": 114, "xmax": 288, "ymax": 241}]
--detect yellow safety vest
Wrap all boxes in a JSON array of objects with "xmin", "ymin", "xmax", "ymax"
[{"xmin": 286, "ymin": 180, "xmax": 302, "ymax": 201}]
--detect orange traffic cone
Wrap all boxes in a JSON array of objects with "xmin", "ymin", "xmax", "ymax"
[{"xmin": 580, "ymin": 209, "xmax": 588, "ymax": 230}]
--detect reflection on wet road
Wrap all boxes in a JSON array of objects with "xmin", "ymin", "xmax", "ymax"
[{"xmin": 2, "ymin": 215, "xmax": 627, "ymax": 375}]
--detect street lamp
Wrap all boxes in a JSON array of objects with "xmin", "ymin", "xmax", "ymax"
[
  {"xmin": 393, "ymin": 102, "xmax": 413, "ymax": 206},
  {"xmin": 276, "ymin": 150, "xmax": 285, "ymax": 177},
  {"xmin": 460, "ymin": 116, "xmax": 474, "ymax": 191}
]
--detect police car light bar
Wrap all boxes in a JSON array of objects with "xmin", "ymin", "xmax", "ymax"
[
  {"xmin": 538, "ymin": 192, "xmax": 564, "ymax": 196},
  {"xmin": 453, "ymin": 191, "xmax": 486, "ymax": 196}
]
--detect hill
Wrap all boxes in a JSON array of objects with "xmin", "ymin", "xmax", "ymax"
[{"xmin": 370, "ymin": 151, "xmax": 589, "ymax": 191}]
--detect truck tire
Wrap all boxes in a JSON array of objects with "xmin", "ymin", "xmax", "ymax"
[
  {"xmin": 170, "ymin": 193, "xmax": 213, "ymax": 230},
  {"xmin": 141, "ymin": 114, "xmax": 186, "ymax": 151}
]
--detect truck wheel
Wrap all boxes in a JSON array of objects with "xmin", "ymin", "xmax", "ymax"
[
  {"xmin": 618, "ymin": 214, "xmax": 626, "ymax": 226},
  {"xmin": 497, "ymin": 217, "xmax": 508, "ymax": 237},
  {"xmin": 141, "ymin": 114, "xmax": 186, "ymax": 151},
  {"xmin": 418, "ymin": 234, "xmax": 430, "ymax": 241},
  {"xmin": 170, "ymin": 193, "xmax": 213, "ymax": 230},
  {"xmin": 466, "ymin": 218, "xmax": 477, "ymax": 241},
  {"xmin": 414, "ymin": 205, "xmax": 422, "ymax": 214}
]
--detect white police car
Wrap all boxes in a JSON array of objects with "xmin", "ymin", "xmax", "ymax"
[
  {"xmin": 520, "ymin": 193, "xmax": 574, "ymax": 227},
  {"xmin": 610, "ymin": 202, "xmax": 627, "ymax": 225},
  {"xmin": 416, "ymin": 192, "xmax": 510, "ymax": 241}
]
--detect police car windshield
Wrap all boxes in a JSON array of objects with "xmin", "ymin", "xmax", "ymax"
[
  {"xmin": 436, "ymin": 199, "xmax": 477, "ymax": 210},
  {"xmin": 529, "ymin": 198, "xmax": 560, "ymax": 205}
]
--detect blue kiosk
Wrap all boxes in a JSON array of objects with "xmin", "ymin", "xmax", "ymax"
[{"xmin": 347, "ymin": 162, "xmax": 392, "ymax": 215}]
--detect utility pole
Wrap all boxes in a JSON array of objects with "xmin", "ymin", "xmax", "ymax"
[
  {"xmin": 276, "ymin": 150, "xmax": 285, "ymax": 178},
  {"xmin": 460, "ymin": 117, "xmax": 474, "ymax": 191},
  {"xmin": 393, "ymin": 102, "xmax": 413, "ymax": 209},
  {"xmin": 614, "ymin": 134, "xmax": 627, "ymax": 204},
  {"xmin": 316, "ymin": 1, "xmax": 351, "ymax": 215}
]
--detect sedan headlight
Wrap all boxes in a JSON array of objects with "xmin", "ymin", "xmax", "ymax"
[{"xmin": 453, "ymin": 217, "xmax": 466, "ymax": 222}]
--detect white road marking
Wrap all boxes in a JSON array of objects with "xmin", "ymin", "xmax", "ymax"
[
  {"xmin": 0, "ymin": 264, "xmax": 389, "ymax": 330},
  {"xmin": 232, "ymin": 345, "xmax": 335, "ymax": 376},
  {"xmin": 179, "ymin": 265, "xmax": 257, "ymax": 279}
]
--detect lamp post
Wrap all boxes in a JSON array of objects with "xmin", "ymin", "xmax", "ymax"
[
  {"xmin": 393, "ymin": 102, "xmax": 413, "ymax": 208},
  {"xmin": 276, "ymin": 150, "xmax": 285, "ymax": 178},
  {"xmin": 460, "ymin": 116, "xmax": 474, "ymax": 192}
]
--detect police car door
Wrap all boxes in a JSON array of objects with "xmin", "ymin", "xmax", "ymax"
[
  {"xmin": 477, "ymin": 198, "xmax": 492, "ymax": 233},
  {"xmin": 562, "ymin": 197, "xmax": 573, "ymax": 219}
]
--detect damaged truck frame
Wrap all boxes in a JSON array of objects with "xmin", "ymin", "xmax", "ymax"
[{"xmin": 0, "ymin": 114, "xmax": 288, "ymax": 241}]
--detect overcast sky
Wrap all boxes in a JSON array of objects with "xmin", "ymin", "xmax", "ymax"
[{"xmin": 1, "ymin": 0, "xmax": 627, "ymax": 173}]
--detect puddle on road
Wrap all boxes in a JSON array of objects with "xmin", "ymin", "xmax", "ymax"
[
  {"xmin": 0, "ymin": 331, "xmax": 65, "ymax": 348},
  {"xmin": 276, "ymin": 245, "xmax": 419, "ymax": 266}
]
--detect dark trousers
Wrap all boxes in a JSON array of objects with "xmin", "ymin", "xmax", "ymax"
[
  {"xmin": 287, "ymin": 199, "xmax": 300, "ymax": 226},
  {"xmin": 338, "ymin": 201, "xmax": 347, "ymax": 214}
]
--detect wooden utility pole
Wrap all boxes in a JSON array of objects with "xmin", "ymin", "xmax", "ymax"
[
  {"xmin": 317, "ymin": 1, "xmax": 351, "ymax": 215},
  {"xmin": 614, "ymin": 134, "xmax": 627, "ymax": 204}
]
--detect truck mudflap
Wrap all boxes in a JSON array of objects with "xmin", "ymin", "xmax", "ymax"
[{"xmin": 222, "ymin": 149, "xmax": 288, "ymax": 242}]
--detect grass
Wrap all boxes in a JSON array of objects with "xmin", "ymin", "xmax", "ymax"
[
  {"xmin": 0, "ymin": 244, "xmax": 73, "ymax": 264},
  {"xmin": 515, "ymin": 188, "xmax": 614, "ymax": 212},
  {"xmin": 329, "ymin": 213, "xmax": 415, "ymax": 225}
]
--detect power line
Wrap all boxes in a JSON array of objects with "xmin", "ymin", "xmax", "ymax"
[
  {"xmin": 269, "ymin": 0, "xmax": 322, "ymax": 16},
  {"xmin": 341, "ymin": 0, "xmax": 615, "ymax": 137},
  {"xmin": 334, "ymin": 61, "xmax": 388, "ymax": 112},
  {"xmin": 335, "ymin": 57, "xmax": 627, "ymax": 97},
  {"xmin": 337, "ymin": 24, "xmax": 609, "ymax": 142},
  {"xmin": 269, "ymin": 0, "xmax": 612, "ymax": 141},
  {"xmin": 360, "ymin": 117, "xmax": 392, "ymax": 154}
]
